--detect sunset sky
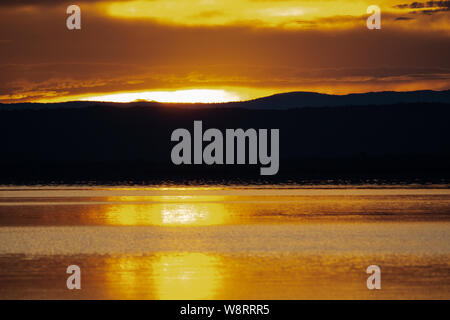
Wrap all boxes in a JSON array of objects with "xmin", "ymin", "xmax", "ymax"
[{"xmin": 0, "ymin": 0, "xmax": 449, "ymax": 103}]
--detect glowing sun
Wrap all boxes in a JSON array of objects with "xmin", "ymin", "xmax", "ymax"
[{"xmin": 81, "ymin": 89, "xmax": 241, "ymax": 103}]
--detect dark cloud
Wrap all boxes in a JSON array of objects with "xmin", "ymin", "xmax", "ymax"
[
  {"xmin": 394, "ymin": 1, "xmax": 450, "ymax": 14},
  {"xmin": 421, "ymin": 7, "xmax": 450, "ymax": 13}
]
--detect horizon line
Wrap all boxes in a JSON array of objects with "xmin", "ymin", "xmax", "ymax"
[{"xmin": 1, "ymin": 88, "xmax": 450, "ymax": 105}]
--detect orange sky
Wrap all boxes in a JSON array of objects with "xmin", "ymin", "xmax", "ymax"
[{"xmin": 0, "ymin": 0, "xmax": 449, "ymax": 103}]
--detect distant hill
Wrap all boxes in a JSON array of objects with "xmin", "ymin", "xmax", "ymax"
[
  {"xmin": 1, "ymin": 90, "xmax": 450, "ymax": 110},
  {"xmin": 234, "ymin": 90, "xmax": 450, "ymax": 109}
]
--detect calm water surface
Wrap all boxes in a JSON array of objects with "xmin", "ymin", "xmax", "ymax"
[{"xmin": 0, "ymin": 185, "xmax": 449, "ymax": 299}]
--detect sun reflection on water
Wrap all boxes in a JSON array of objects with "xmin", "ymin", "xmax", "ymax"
[
  {"xmin": 105, "ymin": 253, "xmax": 222, "ymax": 299},
  {"xmin": 103, "ymin": 197, "xmax": 229, "ymax": 226},
  {"xmin": 153, "ymin": 253, "xmax": 221, "ymax": 300}
]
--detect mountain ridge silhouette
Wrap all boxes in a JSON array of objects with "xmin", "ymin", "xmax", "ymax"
[{"xmin": 1, "ymin": 89, "xmax": 450, "ymax": 110}]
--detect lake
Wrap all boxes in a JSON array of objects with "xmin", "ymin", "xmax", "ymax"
[{"xmin": 0, "ymin": 185, "xmax": 449, "ymax": 299}]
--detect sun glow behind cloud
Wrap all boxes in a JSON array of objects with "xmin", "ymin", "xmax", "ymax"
[
  {"xmin": 103, "ymin": 0, "xmax": 412, "ymax": 28},
  {"xmin": 105, "ymin": 0, "xmax": 311, "ymax": 26},
  {"xmin": 80, "ymin": 89, "xmax": 241, "ymax": 103}
]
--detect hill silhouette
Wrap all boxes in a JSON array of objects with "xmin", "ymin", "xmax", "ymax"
[
  {"xmin": 2, "ymin": 89, "xmax": 450, "ymax": 111},
  {"xmin": 235, "ymin": 90, "xmax": 450, "ymax": 109}
]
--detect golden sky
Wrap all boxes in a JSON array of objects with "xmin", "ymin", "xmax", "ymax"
[{"xmin": 0, "ymin": 0, "xmax": 449, "ymax": 103}]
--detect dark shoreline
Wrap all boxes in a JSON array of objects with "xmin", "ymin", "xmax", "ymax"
[
  {"xmin": 1, "ymin": 102, "xmax": 449, "ymax": 185},
  {"xmin": 1, "ymin": 158, "xmax": 449, "ymax": 186}
]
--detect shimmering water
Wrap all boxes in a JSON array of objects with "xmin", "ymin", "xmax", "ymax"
[{"xmin": 0, "ymin": 185, "xmax": 449, "ymax": 299}]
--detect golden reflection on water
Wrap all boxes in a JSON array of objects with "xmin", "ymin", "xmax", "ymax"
[
  {"xmin": 103, "ymin": 200, "xmax": 229, "ymax": 226},
  {"xmin": 1, "ymin": 191, "xmax": 450, "ymax": 227},
  {"xmin": 105, "ymin": 253, "xmax": 221, "ymax": 299},
  {"xmin": 91, "ymin": 193, "xmax": 450, "ymax": 227},
  {"xmin": 153, "ymin": 253, "xmax": 221, "ymax": 300},
  {"xmin": 1, "ymin": 187, "xmax": 450, "ymax": 299},
  {"xmin": 97, "ymin": 252, "xmax": 450, "ymax": 299}
]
